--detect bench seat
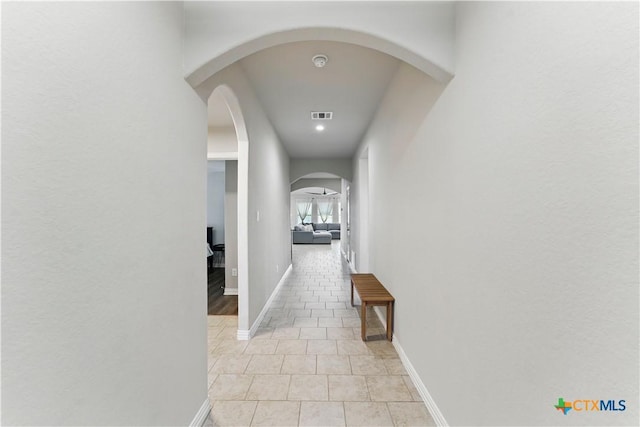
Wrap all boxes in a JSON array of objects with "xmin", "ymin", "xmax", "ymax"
[{"xmin": 350, "ymin": 273, "xmax": 395, "ymax": 341}]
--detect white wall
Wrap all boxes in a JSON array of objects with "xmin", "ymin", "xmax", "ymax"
[
  {"xmin": 207, "ymin": 161, "xmax": 225, "ymax": 245},
  {"xmin": 2, "ymin": 2, "xmax": 208, "ymax": 425},
  {"xmin": 208, "ymin": 126, "xmax": 238, "ymax": 154},
  {"xmin": 194, "ymin": 63, "xmax": 292, "ymax": 330},
  {"xmin": 290, "ymin": 158, "xmax": 353, "ymax": 183},
  {"xmin": 357, "ymin": 153, "xmax": 370, "ymax": 273},
  {"xmin": 290, "ymin": 178, "xmax": 342, "ymax": 194},
  {"xmin": 225, "ymin": 161, "xmax": 239, "ymax": 291},
  {"xmin": 352, "ymin": 2, "xmax": 638, "ymax": 426}
]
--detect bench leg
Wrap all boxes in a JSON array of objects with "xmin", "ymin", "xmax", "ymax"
[
  {"xmin": 386, "ymin": 301, "xmax": 394, "ymax": 342},
  {"xmin": 361, "ymin": 302, "xmax": 367, "ymax": 341},
  {"xmin": 350, "ymin": 280, "xmax": 354, "ymax": 307}
]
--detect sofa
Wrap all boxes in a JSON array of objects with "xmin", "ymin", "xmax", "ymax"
[
  {"xmin": 312, "ymin": 222, "xmax": 341, "ymax": 240},
  {"xmin": 292, "ymin": 224, "xmax": 331, "ymax": 244},
  {"xmin": 291, "ymin": 223, "xmax": 341, "ymax": 244}
]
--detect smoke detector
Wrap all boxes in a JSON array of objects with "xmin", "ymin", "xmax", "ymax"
[{"xmin": 312, "ymin": 54, "xmax": 328, "ymax": 68}]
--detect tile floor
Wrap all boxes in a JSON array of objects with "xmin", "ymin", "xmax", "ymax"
[{"xmin": 206, "ymin": 241, "xmax": 435, "ymax": 427}]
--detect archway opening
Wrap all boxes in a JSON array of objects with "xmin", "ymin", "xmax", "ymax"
[
  {"xmin": 186, "ymin": 26, "xmax": 453, "ymax": 89},
  {"xmin": 193, "ymin": 26, "xmax": 448, "ymax": 340},
  {"xmin": 290, "ymin": 172, "xmax": 350, "ymax": 264},
  {"xmin": 206, "ymin": 85, "xmax": 250, "ymax": 339}
]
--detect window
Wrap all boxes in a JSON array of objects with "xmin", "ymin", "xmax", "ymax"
[
  {"xmin": 296, "ymin": 200, "xmax": 312, "ymax": 224},
  {"xmin": 317, "ymin": 199, "xmax": 335, "ymax": 223}
]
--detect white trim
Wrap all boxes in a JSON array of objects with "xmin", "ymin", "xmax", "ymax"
[
  {"xmin": 344, "ymin": 250, "xmax": 357, "ymax": 274},
  {"xmin": 392, "ymin": 336, "xmax": 449, "ymax": 427},
  {"xmin": 248, "ymin": 264, "xmax": 293, "ymax": 338},
  {"xmin": 205, "ymin": 85, "xmax": 250, "ymax": 336},
  {"xmin": 207, "ymin": 152, "xmax": 238, "ymax": 160},
  {"xmin": 209, "ymin": 85, "xmax": 249, "ymax": 334},
  {"xmin": 189, "ymin": 399, "xmax": 212, "ymax": 427},
  {"xmin": 223, "ymin": 287, "xmax": 238, "ymax": 296},
  {"xmin": 349, "ymin": 261, "xmax": 357, "ymax": 274},
  {"xmin": 236, "ymin": 329, "xmax": 250, "ymax": 340}
]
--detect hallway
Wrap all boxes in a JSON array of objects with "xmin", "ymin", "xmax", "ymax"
[{"xmin": 206, "ymin": 241, "xmax": 434, "ymax": 426}]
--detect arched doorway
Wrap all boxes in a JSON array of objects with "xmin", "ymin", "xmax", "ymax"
[
  {"xmin": 206, "ymin": 85, "xmax": 250, "ymax": 339},
  {"xmin": 290, "ymin": 172, "xmax": 350, "ymax": 265},
  {"xmin": 191, "ymin": 26, "xmax": 449, "ymax": 340}
]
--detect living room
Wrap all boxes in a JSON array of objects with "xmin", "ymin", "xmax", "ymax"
[{"xmin": 291, "ymin": 177, "xmax": 343, "ymax": 245}]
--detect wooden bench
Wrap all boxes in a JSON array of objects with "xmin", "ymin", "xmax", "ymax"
[{"xmin": 350, "ymin": 273, "xmax": 395, "ymax": 341}]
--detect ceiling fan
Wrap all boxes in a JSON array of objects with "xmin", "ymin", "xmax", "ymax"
[{"xmin": 306, "ymin": 187, "xmax": 339, "ymax": 196}]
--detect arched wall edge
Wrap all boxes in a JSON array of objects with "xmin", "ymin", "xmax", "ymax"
[
  {"xmin": 186, "ymin": 27, "xmax": 454, "ymax": 89},
  {"xmin": 291, "ymin": 179, "xmax": 342, "ymax": 195},
  {"xmin": 209, "ymin": 85, "xmax": 251, "ymax": 335},
  {"xmin": 290, "ymin": 163, "xmax": 353, "ymax": 184}
]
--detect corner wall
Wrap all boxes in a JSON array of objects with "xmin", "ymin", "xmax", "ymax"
[
  {"xmin": 2, "ymin": 2, "xmax": 208, "ymax": 425},
  {"xmin": 352, "ymin": 2, "xmax": 638, "ymax": 425}
]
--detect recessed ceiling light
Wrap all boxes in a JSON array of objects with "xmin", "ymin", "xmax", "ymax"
[
  {"xmin": 312, "ymin": 54, "xmax": 328, "ymax": 68},
  {"xmin": 315, "ymin": 124, "xmax": 325, "ymax": 132}
]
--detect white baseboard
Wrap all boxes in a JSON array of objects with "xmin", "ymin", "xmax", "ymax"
[
  {"xmin": 223, "ymin": 287, "xmax": 238, "ymax": 296},
  {"xmin": 368, "ymin": 304, "xmax": 447, "ymax": 426},
  {"xmin": 343, "ymin": 250, "xmax": 357, "ymax": 273},
  {"xmin": 342, "ymin": 250, "xmax": 447, "ymax": 425},
  {"xmin": 372, "ymin": 305, "xmax": 386, "ymax": 329},
  {"xmin": 189, "ymin": 398, "xmax": 212, "ymax": 427},
  {"xmin": 236, "ymin": 329, "xmax": 250, "ymax": 340},
  {"xmin": 248, "ymin": 264, "xmax": 293, "ymax": 338},
  {"xmin": 392, "ymin": 336, "xmax": 449, "ymax": 427}
]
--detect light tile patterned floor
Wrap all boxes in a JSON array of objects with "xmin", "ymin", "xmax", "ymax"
[{"xmin": 206, "ymin": 241, "xmax": 435, "ymax": 427}]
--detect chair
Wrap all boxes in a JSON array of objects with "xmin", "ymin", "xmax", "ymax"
[{"xmin": 212, "ymin": 244, "xmax": 225, "ymax": 267}]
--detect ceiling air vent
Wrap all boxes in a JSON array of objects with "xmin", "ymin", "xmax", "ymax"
[{"xmin": 311, "ymin": 112, "xmax": 333, "ymax": 120}]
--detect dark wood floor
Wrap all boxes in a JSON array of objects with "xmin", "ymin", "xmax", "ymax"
[{"xmin": 208, "ymin": 268, "xmax": 238, "ymax": 316}]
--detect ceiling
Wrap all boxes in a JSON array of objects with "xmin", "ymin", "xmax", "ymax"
[
  {"xmin": 299, "ymin": 172, "xmax": 341, "ymax": 179},
  {"xmin": 233, "ymin": 41, "xmax": 400, "ymax": 158},
  {"xmin": 291, "ymin": 187, "xmax": 341, "ymax": 198}
]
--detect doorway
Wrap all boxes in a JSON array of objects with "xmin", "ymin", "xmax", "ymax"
[
  {"xmin": 206, "ymin": 85, "xmax": 249, "ymax": 334},
  {"xmin": 206, "ymin": 160, "xmax": 238, "ymax": 315}
]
